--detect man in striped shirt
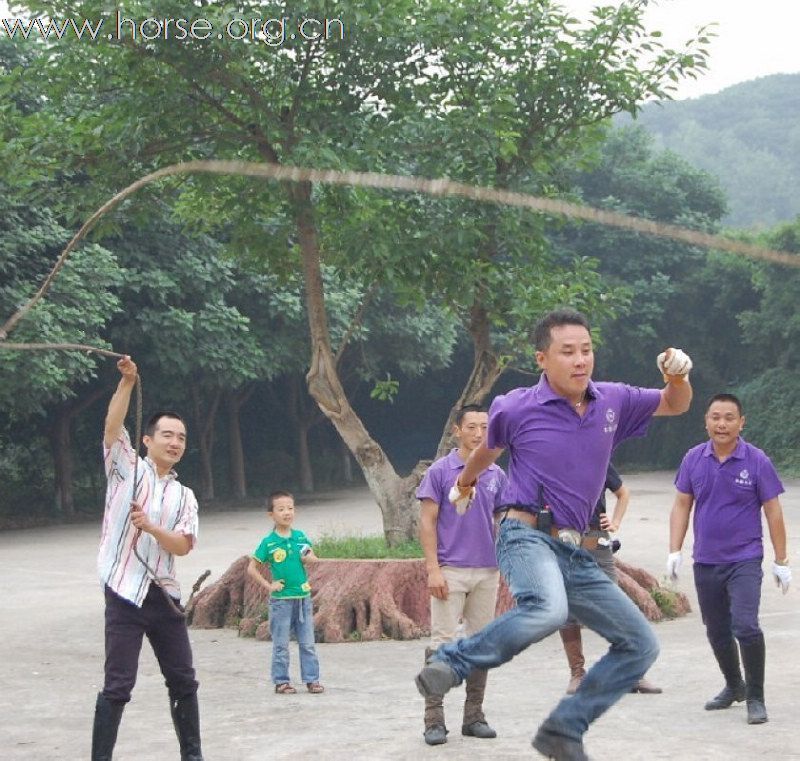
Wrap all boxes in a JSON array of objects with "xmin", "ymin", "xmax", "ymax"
[{"xmin": 92, "ymin": 355, "xmax": 203, "ymax": 761}]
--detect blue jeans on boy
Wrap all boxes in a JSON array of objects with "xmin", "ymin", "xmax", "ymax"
[
  {"xmin": 432, "ymin": 519, "xmax": 659, "ymax": 741},
  {"xmin": 269, "ymin": 596, "xmax": 320, "ymax": 684}
]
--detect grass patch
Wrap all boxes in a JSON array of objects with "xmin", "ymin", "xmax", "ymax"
[
  {"xmin": 313, "ymin": 534, "xmax": 423, "ymax": 559},
  {"xmin": 651, "ymin": 586, "xmax": 681, "ymax": 618}
]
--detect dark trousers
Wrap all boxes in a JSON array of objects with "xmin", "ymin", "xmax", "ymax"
[
  {"xmin": 693, "ymin": 559, "xmax": 763, "ymax": 647},
  {"xmin": 103, "ymin": 584, "xmax": 198, "ymax": 704}
]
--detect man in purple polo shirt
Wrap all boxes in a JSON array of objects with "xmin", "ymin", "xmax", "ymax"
[
  {"xmin": 668, "ymin": 393, "xmax": 790, "ymax": 725},
  {"xmin": 417, "ymin": 404, "xmax": 507, "ymax": 746},
  {"xmin": 414, "ymin": 308, "xmax": 693, "ymax": 761}
]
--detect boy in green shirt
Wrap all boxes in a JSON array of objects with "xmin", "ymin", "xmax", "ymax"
[{"xmin": 247, "ymin": 490, "xmax": 324, "ymax": 694}]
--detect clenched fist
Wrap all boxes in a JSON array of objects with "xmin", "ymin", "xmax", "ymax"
[
  {"xmin": 657, "ymin": 348, "xmax": 692, "ymax": 383},
  {"xmin": 448, "ymin": 479, "xmax": 476, "ymax": 515}
]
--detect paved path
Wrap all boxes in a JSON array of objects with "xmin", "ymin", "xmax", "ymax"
[{"xmin": 1, "ymin": 473, "xmax": 798, "ymax": 759}]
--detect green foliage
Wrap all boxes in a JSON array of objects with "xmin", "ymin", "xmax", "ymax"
[
  {"xmin": 737, "ymin": 220, "xmax": 800, "ymax": 371},
  {"xmin": 630, "ymin": 73, "xmax": 800, "ymax": 228},
  {"xmin": 8, "ymin": 0, "xmax": 712, "ymax": 359},
  {"xmin": 737, "ymin": 370, "xmax": 800, "ymax": 474},
  {"xmin": 313, "ymin": 534, "xmax": 423, "ymax": 559},
  {"xmin": 369, "ymin": 375, "xmax": 400, "ymax": 404},
  {"xmin": 734, "ymin": 217, "xmax": 800, "ymax": 473},
  {"xmin": 549, "ymin": 125, "xmax": 771, "ymax": 468},
  {"xmin": 651, "ymin": 585, "xmax": 681, "ymax": 619},
  {"xmin": 0, "ymin": 184, "xmax": 123, "ymax": 418},
  {"xmin": 0, "ymin": 0, "xmax": 730, "ymax": 518},
  {"xmin": 0, "ymin": 431, "xmax": 53, "ymax": 516},
  {"xmin": 558, "ymin": 126, "xmax": 730, "ymax": 359}
]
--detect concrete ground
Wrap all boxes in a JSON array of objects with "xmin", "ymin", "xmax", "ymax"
[{"xmin": 1, "ymin": 471, "xmax": 798, "ymax": 760}]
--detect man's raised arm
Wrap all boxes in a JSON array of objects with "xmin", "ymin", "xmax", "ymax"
[
  {"xmin": 654, "ymin": 348, "xmax": 693, "ymax": 417},
  {"xmin": 458, "ymin": 439, "xmax": 504, "ymax": 488},
  {"xmin": 104, "ymin": 356, "xmax": 138, "ymax": 449}
]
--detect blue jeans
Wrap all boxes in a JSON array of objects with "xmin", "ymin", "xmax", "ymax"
[
  {"xmin": 269, "ymin": 596, "xmax": 320, "ymax": 684},
  {"xmin": 433, "ymin": 519, "xmax": 659, "ymax": 741}
]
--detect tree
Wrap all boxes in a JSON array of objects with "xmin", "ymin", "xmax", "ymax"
[
  {"xmin": 736, "ymin": 218, "xmax": 800, "ymax": 471},
  {"xmin": 330, "ymin": 0, "xmax": 712, "ymax": 456},
  {"xmin": 632, "ymin": 73, "xmax": 800, "ymax": 227},
  {"xmin": 550, "ymin": 125, "xmax": 761, "ymax": 466},
  {"xmin": 91, "ymin": 221, "xmax": 269, "ymax": 501},
  {"xmin": 7, "ymin": 0, "xmax": 711, "ymax": 539},
  {"xmin": 238, "ymin": 265, "xmax": 459, "ymax": 493},
  {"xmin": 0, "ymin": 182, "xmax": 122, "ymax": 515}
]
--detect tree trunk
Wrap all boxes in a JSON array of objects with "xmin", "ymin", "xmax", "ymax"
[
  {"xmin": 291, "ymin": 182, "xmax": 420, "ymax": 544},
  {"xmin": 191, "ymin": 384, "xmax": 221, "ymax": 501},
  {"xmin": 48, "ymin": 387, "xmax": 106, "ymax": 518},
  {"xmin": 49, "ymin": 405, "xmax": 74, "ymax": 517},
  {"xmin": 188, "ymin": 555, "xmax": 691, "ymax": 641},
  {"xmin": 226, "ymin": 386, "xmax": 254, "ymax": 500},
  {"xmin": 435, "ymin": 302, "xmax": 503, "ymax": 459},
  {"xmin": 286, "ymin": 373, "xmax": 316, "ymax": 493},
  {"xmin": 340, "ymin": 438, "xmax": 354, "ymax": 483},
  {"xmin": 290, "ymin": 186, "xmax": 511, "ymax": 542},
  {"xmin": 297, "ymin": 421, "xmax": 314, "ymax": 493}
]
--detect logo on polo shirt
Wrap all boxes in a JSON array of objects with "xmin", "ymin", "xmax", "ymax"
[
  {"xmin": 603, "ymin": 408, "xmax": 618, "ymax": 434},
  {"xmin": 735, "ymin": 469, "xmax": 752, "ymax": 486},
  {"xmin": 272, "ymin": 548, "xmax": 287, "ymax": 563}
]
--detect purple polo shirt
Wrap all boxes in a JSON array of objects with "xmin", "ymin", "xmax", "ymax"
[
  {"xmin": 674, "ymin": 437, "xmax": 784, "ymax": 564},
  {"xmin": 416, "ymin": 449, "xmax": 507, "ymax": 568},
  {"xmin": 487, "ymin": 375, "xmax": 661, "ymax": 532}
]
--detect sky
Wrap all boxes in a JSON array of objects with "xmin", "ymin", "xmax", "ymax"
[
  {"xmin": 1, "ymin": 1, "xmax": 798, "ymax": 101},
  {"xmin": 559, "ymin": 0, "xmax": 800, "ymax": 100}
]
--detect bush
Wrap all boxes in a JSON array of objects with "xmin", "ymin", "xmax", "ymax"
[
  {"xmin": 313, "ymin": 534, "xmax": 423, "ymax": 559},
  {"xmin": 737, "ymin": 369, "xmax": 800, "ymax": 475},
  {"xmin": 651, "ymin": 586, "xmax": 681, "ymax": 618}
]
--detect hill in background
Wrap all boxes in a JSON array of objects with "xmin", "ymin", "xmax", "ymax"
[{"xmin": 623, "ymin": 73, "xmax": 800, "ymax": 229}]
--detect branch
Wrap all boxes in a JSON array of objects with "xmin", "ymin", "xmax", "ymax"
[{"xmin": 334, "ymin": 280, "xmax": 379, "ymax": 366}]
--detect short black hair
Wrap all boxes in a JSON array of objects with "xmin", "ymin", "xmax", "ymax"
[
  {"xmin": 533, "ymin": 309, "xmax": 591, "ymax": 352},
  {"xmin": 454, "ymin": 404, "xmax": 486, "ymax": 426},
  {"xmin": 267, "ymin": 490, "xmax": 294, "ymax": 512},
  {"xmin": 144, "ymin": 411, "xmax": 186, "ymax": 438},
  {"xmin": 706, "ymin": 393, "xmax": 743, "ymax": 416}
]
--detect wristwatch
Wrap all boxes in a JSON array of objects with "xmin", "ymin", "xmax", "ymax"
[{"xmin": 775, "ymin": 557, "xmax": 790, "ymax": 566}]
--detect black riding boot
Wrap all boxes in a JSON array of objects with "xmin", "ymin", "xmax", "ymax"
[
  {"xmin": 741, "ymin": 634, "xmax": 768, "ymax": 724},
  {"xmin": 704, "ymin": 638, "xmax": 746, "ymax": 710},
  {"xmin": 170, "ymin": 693, "xmax": 204, "ymax": 761},
  {"xmin": 91, "ymin": 693, "xmax": 125, "ymax": 761}
]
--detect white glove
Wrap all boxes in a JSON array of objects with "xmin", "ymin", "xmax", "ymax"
[
  {"xmin": 666, "ymin": 551, "xmax": 682, "ymax": 580},
  {"xmin": 657, "ymin": 348, "xmax": 693, "ymax": 381},
  {"xmin": 448, "ymin": 479, "xmax": 475, "ymax": 515},
  {"xmin": 772, "ymin": 562, "xmax": 792, "ymax": 594}
]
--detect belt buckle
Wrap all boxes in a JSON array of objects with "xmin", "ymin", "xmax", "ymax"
[{"xmin": 557, "ymin": 528, "xmax": 581, "ymax": 547}]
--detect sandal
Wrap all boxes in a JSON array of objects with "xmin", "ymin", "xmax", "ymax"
[
  {"xmin": 306, "ymin": 682, "xmax": 325, "ymax": 694},
  {"xmin": 274, "ymin": 683, "xmax": 297, "ymax": 694}
]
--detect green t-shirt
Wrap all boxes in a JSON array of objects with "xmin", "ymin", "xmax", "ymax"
[{"xmin": 252, "ymin": 528, "xmax": 312, "ymax": 599}]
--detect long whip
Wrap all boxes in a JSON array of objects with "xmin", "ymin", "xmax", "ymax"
[{"xmin": 1, "ymin": 159, "xmax": 798, "ymax": 343}]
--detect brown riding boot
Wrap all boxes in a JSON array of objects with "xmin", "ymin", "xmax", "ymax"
[
  {"xmin": 559, "ymin": 624, "xmax": 586, "ymax": 695},
  {"xmin": 423, "ymin": 647, "xmax": 447, "ymax": 745},
  {"xmin": 631, "ymin": 675, "xmax": 663, "ymax": 694},
  {"xmin": 462, "ymin": 669, "xmax": 496, "ymax": 739}
]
